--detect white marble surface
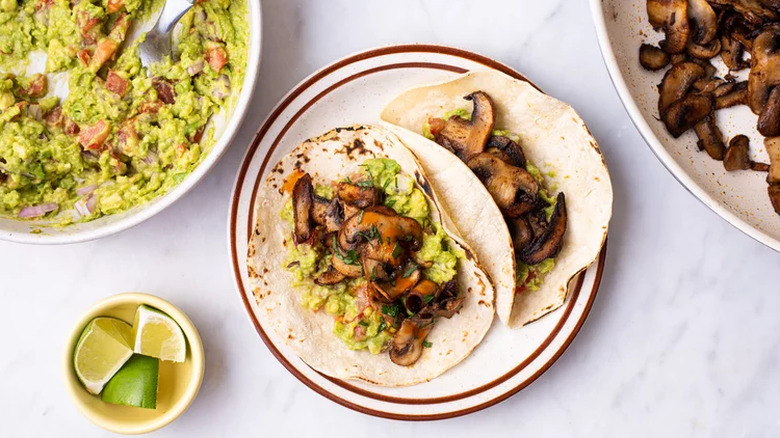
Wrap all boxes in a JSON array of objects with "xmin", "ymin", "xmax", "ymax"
[{"xmin": 1, "ymin": 0, "xmax": 779, "ymax": 436}]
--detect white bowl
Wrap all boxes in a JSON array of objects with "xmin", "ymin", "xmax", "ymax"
[
  {"xmin": 591, "ymin": 0, "xmax": 780, "ymax": 252},
  {"xmin": 0, "ymin": 2, "xmax": 262, "ymax": 245}
]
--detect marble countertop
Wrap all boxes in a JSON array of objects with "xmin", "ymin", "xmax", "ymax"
[{"xmin": 2, "ymin": 0, "xmax": 779, "ymax": 436}]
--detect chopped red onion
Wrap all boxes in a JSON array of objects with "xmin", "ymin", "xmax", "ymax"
[
  {"xmin": 27, "ymin": 104, "xmax": 42, "ymax": 121},
  {"xmin": 213, "ymin": 75, "xmax": 231, "ymax": 99},
  {"xmin": 86, "ymin": 194, "xmax": 97, "ymax": 213},
  {"xmin": 18, "ymin": 203, "xmax": 58, "ymax": 218},
  {"xmin": 74, "ymin": 194, "xmax": 97, "ymax": 217},
  {"xmin": 75, "ymin": 184, "xmax": 97, "ymax": 196},
  {"xmin": 142, "ymin": 150, "xmax": 159, "ymax": 165},
  {"xmin": 187, "ymin": 60, "xmax": 204, "ymax": 76}
]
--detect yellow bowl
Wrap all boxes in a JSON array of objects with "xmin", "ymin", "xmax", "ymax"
[{"xmin": 63, "ymin": 292, "xmax": 204, "ymax": 435}]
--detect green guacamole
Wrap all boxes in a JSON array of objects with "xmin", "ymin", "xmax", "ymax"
[
  {"xmin": 281, "ymin": 159, "xmax": 463, "ymax": 353},
  {"xmin": 0, "ymin": 0, "xmax": 248, "ymax": 223}
]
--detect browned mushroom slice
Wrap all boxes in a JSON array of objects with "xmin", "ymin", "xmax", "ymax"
[
  {"xmin": 647, "ymin": 0, "xmax": 691, "ymax": 53},
  {"xmin": 663, "ymin": 93, "xmax": 715, "ymax": 137},
  {"xmin": 425, "ymin": 280, "xmax": 465, "ymax": 319},
  {"xmin": 639, "ymin": 43, "xmax": 671, "ymax": 70},
  {"xmin": 709, "ymin": 0, "xmax": 778, "ymax": 25},
  {"xmin": 767, "ymin": 136, "xmax": 780, "ymax": 184},
  {"xmin": 724, "ymin": 134, "xmax": 752, "ymax": 170},
  {"xmin": 658, "ymin": 62, "xmax": 707, "ymax": 114},
  {"xmin": 748, "ymin": 25, "xmax": 780, "ymax": 115},
  {"xmin": 404, "ymin": 278, "xmax": 437, "ymax": 314},
  {"xmin": 292, "ymin": 173, "xmax": 313, "ymax": 244},
  {"xmin": 722, "ymin": 10, "xmax": 757, "ymax": 49},
  {"xmin": 361, "ymin": 256, "xmax": 390, "ymax": 281},
  {"xmin": 486, "ymin": 135, "xmax": 527, "ymax": 167},
  {"xmin": 688, "ymin": 0, "xmax": 719, "ymax": 44},
  {"xmin": 715, "ymin": 81, "xmax": 748, "ymax": 109},
  {"xmin": 769, "ymin": 184, "xmax": 780, "ymax": 214},
  {"xmin": 526, "ymin": 209, "xmax": 549, "ymax": 239},
  {"xmin": 720, "ymin": 34, "xmax": 750, "ymax": 70},
  {"xmin": 519, "ymin": 193, "xmax": 567, "ymax": 265},
  {"xmin": 336, "ymin": 181, "xmax": 381, "ymax": 208},
  {"xmin": 434, "ymin": 91, "xmax": 496, "ymax": 161},
  {"xmin": 310, "ymin": 196, "xmax": 343, "ymax": 232},
  {"xmin": 331, "ymin": 253, "xmax": 362, "ymax": 278},
  {"xmin": 765, "ymin": 136, "xmax": 780, "ymax": 213},
  {"xmin": 693, "ymin": 77, "xmax": 728, "ymax": 93},
  {"xmin": 687, "ymin": 38, "xmax": 722, "ymax": 59},
  {"xmin": 338, "ymin": 207, "xmax": 422, "ymax": 253},
  {"xmin": 314, "ymin": 265, "xmax": 346, "ymax": 286},
  {"xmin": 508, "ymin": 216, "xmax": 534, "ymax": 252},
  {"xmin": 389, "ymin": 319, "xmax": 432, "ymax": 366},
  {"xmin": 752, "ymin": 161, "xmax": 771, "ymax": 171},
  {"xmin": 758, "ymin": 86, "xmax": 780, "ymax": 136},
  {"xmin": 670, "ymin": 52, "xmax": 690, "ymax": 64},
  {"xmin": 371, "ymin": 268, "xmax": 421, "ymax": 302},
  {"xmin": 467, "ymin": 153, "xmax": 539, "ymax": 218},
  {"xmin": 691, "ymin": 58, "xmax": 718, "ymax": 77},
  {"xmin": 694, "ymin": 116, "xmax": 726, "ymax": 160},
  {"xmin": 712, "ymin": 81, "xmax": 737, "ymax": 97}
]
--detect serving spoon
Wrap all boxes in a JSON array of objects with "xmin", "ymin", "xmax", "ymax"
[{"xmin": 138, "ymin": 0, "xmax": 194, "ymax": 69}]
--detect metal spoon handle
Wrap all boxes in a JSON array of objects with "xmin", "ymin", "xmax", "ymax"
[{"xmin": 139, "ymin": 0, "xmax": 194, "ymax": 68}]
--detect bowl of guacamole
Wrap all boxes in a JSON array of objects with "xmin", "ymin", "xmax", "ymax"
[{"xmin": 0, "ymin": 0, "xmax": 261, "ymax": 243}]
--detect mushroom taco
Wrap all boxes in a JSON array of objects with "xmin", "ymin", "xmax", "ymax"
[
  {"xmin": 381, "ymin": 70, "xmax": 613, "ymax": 327},
  {"xmin": 247, "ymin": 125, "xmax": 495, "ymax": 386}
]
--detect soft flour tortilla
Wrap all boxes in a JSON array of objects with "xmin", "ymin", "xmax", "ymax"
[
  {"xmin": 381, "ymin": 124, "xmax": 517, "ymax": 325},
  {"xmin": 247, "ymin": 125, "xmax": 495, "ymax": 386},
  {"xmin": 381, "ymin": 70, "xmax": 613, "ymax": 327}
]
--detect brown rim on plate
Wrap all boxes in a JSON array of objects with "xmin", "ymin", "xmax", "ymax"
[{"xmin": 229, "ymin": 44, "xmax": 607, "ymax": 420}]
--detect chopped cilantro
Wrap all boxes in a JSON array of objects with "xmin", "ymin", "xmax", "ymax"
[
  {"xmin": 391, "ymin": 242, "xmax": 402, "ymax": 258},
  {"xmin": 332, "ymin": 235, "xmax": 359, "ymax": 265},
  {"xmin": 381, "ymin": 303, "xmax": 400, "ymax": 317},
  {"xmin": 423, "ymin": 294, "xmax": 435, "ymax": 304},
  {"xmin": 378, "ymin": 319, "xmax": 387, "ymax": 332},
  {"xmin": 358, "ymin": 320, "xmax": 369, "ymax": 327},
  {"xmin": 402, "ymin": 263, "xmax": 418, "ymax": 278},
  {"xmin": 422, "ymin": 341, "xmax": 433, "ymax": 348},
  {"xmin": 386, "ymin": 199, "xmax": 396, "ymax": 208}
]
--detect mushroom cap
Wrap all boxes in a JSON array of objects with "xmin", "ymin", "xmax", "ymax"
[
  {"xmin": 434, "ymin": 91, "xmax": 496, "ymax": 161},
  {"xmin": 647, "ymin": 0, "xmax": 691, "ymax": 53},
  {"xmin": 748, "ymin": 25, "xmax": 780, "ymax": 114}
]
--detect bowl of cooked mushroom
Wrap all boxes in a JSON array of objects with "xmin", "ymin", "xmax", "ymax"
[{"xmin": 591, "ymin": 0, "xmax": 780, "ymax": 252}]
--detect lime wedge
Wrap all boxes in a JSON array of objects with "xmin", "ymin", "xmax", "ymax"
[
  {"xmin": 73, "ymin": 317, "xmax": 134, "ymax": 395},
  {"xmin": 132, "ymin": 304, "xmax": 187, "ymax": 362},
  {"xmin": 101, "ymin": 354, "xmax": 159, "ymax": 409}
]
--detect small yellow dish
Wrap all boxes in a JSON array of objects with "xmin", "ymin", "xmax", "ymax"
[{"xmin": 63, "ymin": 292, "xmax": 204, "ymax": 435}]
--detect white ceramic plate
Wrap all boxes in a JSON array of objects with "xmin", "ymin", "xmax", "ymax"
[
  {"xmin": 228, "ymin": 45, "xmax": 608, "ymax": 420},
  {"xmin": 0, "ymin": 1, "xmax": 262, "ymax": 244},
  {"xmin": 591, "ymin": 0, "xmax": 780, "ymax": 252}
]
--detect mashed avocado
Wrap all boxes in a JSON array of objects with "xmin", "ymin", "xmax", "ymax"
[
  {"xmin": 281, "ymin": 158, "xmax": 463, "ymax": 354},
  {"xmin": 0, "ymin": 0, "xmax": 248, "ymax": 223},
  {"xmin": 517, "ymin": 258, "xmax": 555, "ymax": 292},
  {"xmin": 361, "ymin": 158, "xmax": 429, "ymax": 225}
]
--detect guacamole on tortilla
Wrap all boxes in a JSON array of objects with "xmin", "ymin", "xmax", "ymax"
[
  {"xmin": 280, "ymin": 158, "xmax": 463, "ymax": 355},
  {"xmin": 0, "ymin": 0, "xmax": 248, "ymax": 223}
]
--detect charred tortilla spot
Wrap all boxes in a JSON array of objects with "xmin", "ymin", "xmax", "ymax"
[{"xmin": 415, "ymin": 171, "xmax": 433, "ymax": 197}]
